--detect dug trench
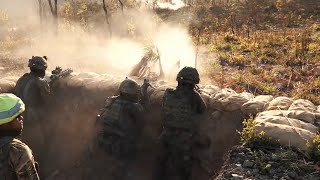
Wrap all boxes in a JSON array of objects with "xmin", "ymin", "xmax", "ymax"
[{"xmin": 0, "ymin": 72, "xmax": 245, "ymax": 180}]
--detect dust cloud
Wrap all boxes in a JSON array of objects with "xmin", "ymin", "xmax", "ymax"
[{"xmin": 1, "ymin": 0, "xmax": 196, "ymax": 80}]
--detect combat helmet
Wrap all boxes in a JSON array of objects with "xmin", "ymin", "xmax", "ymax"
[
  {"xmin": 28, "ymin": 56, "xmax": 48, "ymax": 71},
  {"xmin": 176, "ymin": 66, "xmax": 200, "ymax": 84},
  {"xmin": 119, "ymin": 77, "xmax": 140, "ymax": 96},
  {"xmin": 0, "ymin": 93, "xmax": 25, "ymax": 126}
]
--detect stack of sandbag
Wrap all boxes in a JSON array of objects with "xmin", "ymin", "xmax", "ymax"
[
  {"xmin": 254, "ymin": 122, "xmax": 316, "ymax": 151},
  {"xmin": 253, "ymin": 97, "xmax": 319, "ymax": 151},
  {"xmin": 210, "ymin": 89, "xmax": 254, "ymax": 111},
  {"xmin": 266, "ymin": 97, "xmax": 293, "ymax": 110},
  {"xmin": 241, "ymin": 95, "xmax": 274, "ymax": 115},
  {"xmin": 0, "ymin": 79, "xmax": 16, "ymax": 93}
]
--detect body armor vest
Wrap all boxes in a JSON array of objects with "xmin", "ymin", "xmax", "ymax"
[{"xmin": 162, "ymin": 88, "xmax": 194, "ymax": 131}]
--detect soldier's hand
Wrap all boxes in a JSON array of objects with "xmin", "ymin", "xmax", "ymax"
[{"xmin": 52, "ymin": 66, "xmax": 62, "ymax": 74}]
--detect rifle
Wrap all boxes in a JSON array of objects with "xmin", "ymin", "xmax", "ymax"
[{"xmin": 49, "ymin": 67, "xmax": 73, "ymax": 84}]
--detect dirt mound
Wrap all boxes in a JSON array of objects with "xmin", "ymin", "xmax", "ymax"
[{"xmin": 214, "ymin": 145, "xmax": 320, "ymax": 180}]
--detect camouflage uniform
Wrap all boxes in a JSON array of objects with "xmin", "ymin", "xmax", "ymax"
[
  {"xmin": 97, "ymin": 78, "xmax": 144, "ymax": 180},
  {"xmin": 98, "ymin": 95, "xmax": 144, "ymax": 159},
  {"xmin": 159, "ymin": 67, "xmax": 207, "ymax": 180},
  {"xmin": 15, "ymin": 56, "xmax": 50, "ymax": 174},
  {"xmin": 0, "ymin": 136, "xmax": 40, "ymax": 180},
  {"xmin": 14, "ymin": 73, "xmax": 33, "ymax": 99}
]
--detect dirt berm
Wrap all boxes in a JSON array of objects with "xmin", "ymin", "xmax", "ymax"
[{"xmin": 1, "ymin": 72, "xmax": 247, "ymax": 180}]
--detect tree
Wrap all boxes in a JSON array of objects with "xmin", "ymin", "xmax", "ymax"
[
  {"xmin": 48, "ymin": 0, "xmax": 58, "ymax": 35},
  {"xmin": 37, "ymin": 0, "xmax": 43, "ymax": 27},
  {"xmin": 102, "ymin": 0, "xmax": 112, "ymax": 37}
]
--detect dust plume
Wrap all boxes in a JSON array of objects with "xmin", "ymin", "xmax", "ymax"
[{"xmin": 1, "ymin": 1, "xmax": 196, "ymax": 79}]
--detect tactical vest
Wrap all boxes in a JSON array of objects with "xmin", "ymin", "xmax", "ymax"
[
  {"xmin": 162, "ymin": 88, "xmax": 194, "ymax": 131},
  {"xmin": 0, "ymin": 137, "xmax": 18, "ymax": 179},
  {"xmin": 15, "ymin": 73, "xmax": 33, "ymax": 99},
  {"xmin": 103, "ymin": 97, "xmax": 132, "ymax": 135},
  {"xmin": 22, "ymin": 77, "xmax": 45, "ymax": 107}
]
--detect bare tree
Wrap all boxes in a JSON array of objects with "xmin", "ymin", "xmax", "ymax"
[
  {"xmin": 48, "ymin": 0, "xmax": 58, "ymax": 35},
  {"xmin": 102, "ymin": 0, "xmax": 112, "ymax": 37},
  {"xmin": 118, "ymin": 0, "xmax": 124, "ymax": 16},
  {"xmin": 37, "ymin": 0, "xmax": 43, "ymax": 27}
]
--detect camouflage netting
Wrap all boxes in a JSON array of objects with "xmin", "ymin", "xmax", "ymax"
[{"xmin": 0, "ymin": 72, "xmax": 320, "ymax": 179}]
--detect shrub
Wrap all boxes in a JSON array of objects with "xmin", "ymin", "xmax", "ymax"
[
  {"xmin": 238, "ymin": 116, "xmax": 280, "ymax": 149},
  {"xmin": 308, "ymin": 133, "xmax": 320, "ymax": 162}
]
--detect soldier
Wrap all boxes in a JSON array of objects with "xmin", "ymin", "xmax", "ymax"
[
  {"xmin": 97, "ymin": 77, "xmax": 145, "ymax": 180},
  {"xmin": 158, "ymin": 66, "xmax": 207, "ymax": 180},
  {"xmin": 15, "ymin": 56, "xmax": 51, "ymax": 176},
  {"xmin": 15, "ymin": 56, "xmax": 51, "ymax": 107},
  {"xmin": 0, "ymin": 93, "xmax": 40, "ymax": 179},
  {"xmin": 15, "ymin": 56, "xmax": 50, "ymax": 102},
  {"xmin": 140, "ymin": 78, "xmax": 155, "ymax": 112}
]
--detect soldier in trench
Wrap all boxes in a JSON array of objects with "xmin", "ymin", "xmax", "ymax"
[
  {"xmin": 14, "ymin": 56, "xmax": 52, "ymax": 176},
  {"xmin": 0, "ymin": 93, "xmax": 40, "ymax": 179},
  {"xmin": 96, "ymin": 77, "xmax": 145, "ymax": 180},
  {"xmin": 157, "ymin": 66, "xmax": 209, "ymax": 180}
]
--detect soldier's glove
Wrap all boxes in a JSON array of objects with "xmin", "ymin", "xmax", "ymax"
[{"xmin": 52, "ymin": 66, "xmax": 62, "ymax": 75}]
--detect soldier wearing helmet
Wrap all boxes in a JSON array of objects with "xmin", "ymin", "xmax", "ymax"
[
  {"xmin": 0, "ymin": 93, "xmax": 40, "ymax": 179},
  {"xmin": 15, "ymin": 56, "xmax": 51, "ymax": 109},
  {"xmin": 157, "ymin": 66, "xmax": 207, "ymax": 180},
  {"xmin": 96, "ymin": 77, "xmax": 145, "ymax": 179},
  {"xmin": 14, "ymin": 56, "xmax": 51, "ymax": 174}
]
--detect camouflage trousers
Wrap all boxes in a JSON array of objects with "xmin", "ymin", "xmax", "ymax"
[
  {"xmin": 21, "ymin": 107, "xmax": 48, "ymax": 177},
  {"xmin": 158, "ymin": 129, "xmax": 194, "ymax": 180},
  {"xmin": 98, "ymin": 132, "xmax": 138, "ymax": 180},
  {"xmin": 98, "ymin": 132, "xmax": 136, "ymax": 160}
]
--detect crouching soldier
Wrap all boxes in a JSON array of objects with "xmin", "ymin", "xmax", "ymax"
[
  {"xmin": 96, "ymin": 77, "xmax": 145, "ymax": 180},
  {"xmin": 0, "ymin": 93, "xmax": 40, "ymax": 179}
]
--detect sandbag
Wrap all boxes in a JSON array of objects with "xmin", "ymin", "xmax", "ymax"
[
  {"xmin": 255, "ymin": 115, "xmax": 318, "ymax": 133},
  {"xmin": 150, "ymin": 88, "xmax": 165, "ymax": 105},
  {"xmin": 220, "ymin": 92, "xmax": 253, "ymax": 111},
  {"xmin": 241, "ymin": 95, "xmax": 274, "ymax": 115},
  {"xmin": 257, "ymin": 110, "xmax": 316, "ymax": 124},
  {"xmin": 200, "ymin": 93, "xmax": 211, "ymax": 107},
  {"xmin": 254, "ymin": 122, "xmax": 316, "ymax": 151},
  {"xmin": 266, "ymin": 97, "xmax": 293, "ymax": 110},
  {"xmin": 2, "ymin": 76, "xmax": 19, "ymax": 82},
  {"xmin": 209, "ymin": 91, "xmax": 232, "ymax": 111},
  {"xmin": 76, "ymin": 72, "xmax": 100, "ymax": 79},
  {"xmin": 200, "ymin": 85, "xmax": 220, "ymax": 95},
  {"xmin": 0, "ymin": 79, "xmax": 16, "ymax": 93},
  {"xmin": 317, "ymin": 105, "xmax": 320, "ymax": 113},
  {"xmin": 289, "ymin": 99, "xmax": 317, "ymax": 112}
]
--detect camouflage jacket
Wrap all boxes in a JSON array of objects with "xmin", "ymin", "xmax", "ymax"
[
  {"xmin": 15, "ymin": 73, "xmax": 33, "ymax": 99},
  {"xmin": 161, "ymin": 87, "xmax": 207, "ymax": 132},
  {"xmin": 0, "ymin": 136, "xmax": 40, "ymax": 180},
  {"xmin": 22, "ymin": 75, "xmax": 51, "ymax": 107},
  {"xmin": 99, "ymin": 96, "xmax": 145, "ymax": 138}
]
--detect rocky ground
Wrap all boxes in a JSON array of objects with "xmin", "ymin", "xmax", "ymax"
[{"xmin": 214, "ymin": 145, "xmax": 320, "ymax": 180}]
